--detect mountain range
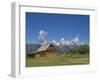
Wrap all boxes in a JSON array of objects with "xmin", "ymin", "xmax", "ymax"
[{"xmin": 26, "ymin": 38, "xmax": 81, "ymax": 54}]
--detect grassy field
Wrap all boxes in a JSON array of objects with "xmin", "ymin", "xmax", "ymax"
[{"xmin": 26, "ymin": 53, "xmax": 89, "ymax": 67}]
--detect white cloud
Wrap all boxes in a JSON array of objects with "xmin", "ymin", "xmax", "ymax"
[
  {"xmin": 58, "ymin": 36, "xmax": 81, "ymax": 47},
  {"xmin": 66, "ymin": 40, "xmax": 72, "ymax": 46},
  {"xmin": 51, "ymin": 40, "xmax": 60, "ymax": 46},
  {"xmin": 72, "ymin": 36, "xmax": 80, "ymax": 42},
  {"xmin": 59, "ymin": 38, "xmax": 66, "ymax": 47},
  {"xmin": 56, "ymin": 42, "xmax": 60, "ymax": 46},
  {"xmin": 38, "ymin": 30, "xmax": 48, "ymax": 45},
  {"xmin": 50, "ymin": 36, "xmax": 81, "ymax": 47},
  {"xmin": 38, "ymin": 31, "xmax": 83, "ymax": 46},
  {"xmin": 72, "ymin": 36, "xmax": 81, "ymax": 46},
  {"xmin": 52, "ymin": 40, "xmax": 56, "ymax": 44}
]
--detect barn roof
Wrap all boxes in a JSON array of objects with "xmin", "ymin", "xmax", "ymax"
[{"xmin": 37, "ymin": 44, "xmax": 51, "ymax": 52}]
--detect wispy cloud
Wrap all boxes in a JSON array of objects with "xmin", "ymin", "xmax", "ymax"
[
  {"xmin": 38, "ymin": 30, "xmax": 84, "ymax": 46},
  {"xmin": 38, "ymin": 30, "xmax": 48, "ymax": 44}
]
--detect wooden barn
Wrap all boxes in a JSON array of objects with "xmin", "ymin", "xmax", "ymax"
[{"xmin": 34, "ymin": 44, "xmax": 63, "ymax": 57}]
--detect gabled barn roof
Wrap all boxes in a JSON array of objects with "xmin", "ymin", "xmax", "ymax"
[{"xmin": 37, "ymin": 44, "xmax": 51, "ymax": 52}]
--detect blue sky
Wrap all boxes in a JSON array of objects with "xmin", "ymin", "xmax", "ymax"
[{"xmin": 26, "ymin": 12, "xmax": 89, "ymax": 44}]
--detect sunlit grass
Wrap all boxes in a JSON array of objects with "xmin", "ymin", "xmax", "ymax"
[{"xmin": 26, "ymin": 53, "xmax": 89, "ymax": 67}]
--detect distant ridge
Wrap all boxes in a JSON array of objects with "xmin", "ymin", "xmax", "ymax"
[{"xmin": 26, "ymin": 42, "xmax": 80, "ymax": 54}]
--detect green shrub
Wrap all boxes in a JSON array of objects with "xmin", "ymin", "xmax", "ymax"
[
  {"xmin": 78, "ymin": 45, "xmax": 89, "ymax": 54},
  {"xmin": 66, "ymin": 45, "xmax": 89, "ymax": 54}
]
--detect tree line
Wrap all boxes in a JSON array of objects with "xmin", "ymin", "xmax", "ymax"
[{"xmin": 66, "ymin": 45, "xmax": 89, "ymax": 54}]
